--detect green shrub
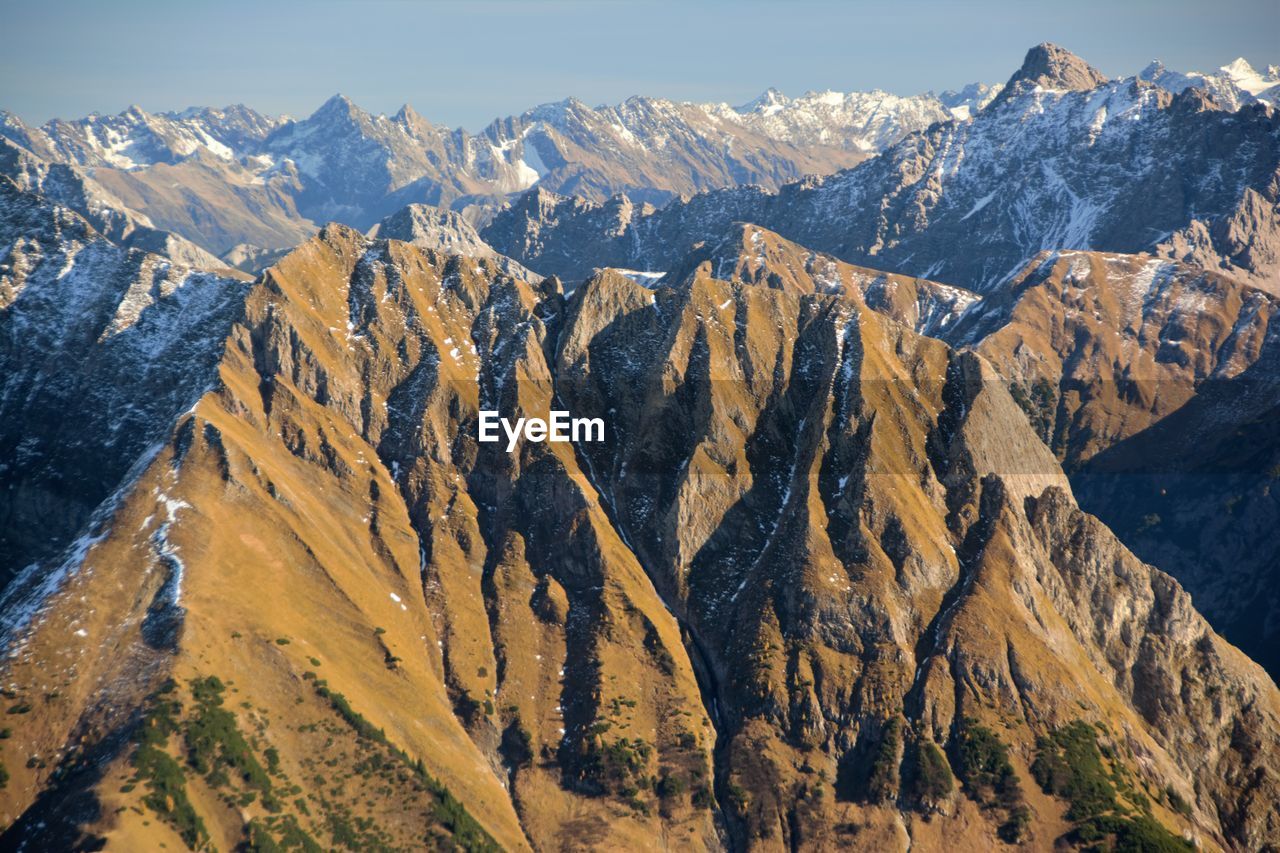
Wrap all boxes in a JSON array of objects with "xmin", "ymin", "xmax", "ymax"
[
  {"xmin": 906, "ymin": 739, "xmax": 953, "ymax": 809},
  {"xmin": 1034, "ymin": 721, "xmax": 1190, "ymax": 850},
  {"xmin": 185, "ymin": 678, "xmax": 273, "ymax": 794},
  {"xmin": 866, "ymin": 718, "xmax": 901, "ymax": 803},
  {"xmin": 1031, "ymin": 721, "xmax": 1117, "ymax": 820},
  {"xmin": 1165, "ymin": 785, "xmax": 1193, "ymax": 817},
  {"xmin": 656, "ymin": 773, "xmax": 686, "ymax": 799}
]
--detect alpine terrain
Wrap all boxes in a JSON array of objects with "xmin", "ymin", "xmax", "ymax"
[{"xmin": 0, "ymin": 38, "xmax": 1278, "ymax": 853}]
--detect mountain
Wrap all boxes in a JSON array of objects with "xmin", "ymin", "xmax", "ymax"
[
  {"xmin": 659, "ymin": 222, "xmax": 981, "ymax": 337},
  {"xmin": 1140, "ymin": 58, "xmax": 1280, "ymax": 111},
  {"xmin": 370, "ymin": 203, "xmax": 540, "ymax": 281},
  {"xmin": 481, "ymin": 44, "xmax": 1280, "ymax": 296},
  {"xmin": 0, "ymin": 137, "xmax": 229, "ymax": 270},
  {"xmin": 1073, "ymin": 340, "xmax": 1280, "ymax": 678},
  {"xmin": 0, "ymin": 81, "xmax": 994, "ymax": 258},
  {"xmin": 0, "ymin": 176, "xmax": 248, "ymax": 591},
  {"xmin": 0, "ymin": 103, "xmax": 284, "ymax": 170},
  {"xmin": 708, "ymin": 85, "xmax": 997, "ymax": 154},
  {"xmin": 933, "ymin": 247, "xmax": 1280, "ymax": 678},
  {"xmin": 2, "ymin": 175, "xmax": 1279, "ymax": 849},
  {"xmin": 947, "ymin": 249, "xmax": 1280, "ymax": 467}
]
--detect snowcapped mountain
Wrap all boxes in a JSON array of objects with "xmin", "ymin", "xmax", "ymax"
[
  {"xmin": 0, "ymin": 136, "xmax": 227, "ymax": 269},
  {"xmin": 6, "ymin": 41, "xmax": 1280, "ymax": 850},
  {"xmin": 482, "ymin": 44, "xmax": 1280, "ymax": 296},
  {"xmin": 0, "ymin": 80, "xmax": 1001, "ymax": 257},
  {"xmin": 717, "ymin": 84, "xmax": 1001, "ymax": 150},
  {"xmin": 0, "ymin": 103, "xmax": 284, "ymax": 170},
  {"xmin": 0, "ymin": 176, "xmax": 247, "ymax": 583},
  {"xmin": 1140, "ymin": 57, "xmax": 1280, "ymax": 110},
  {"xmin": 4, "ymin": 175, "xmax": 1280, "ymax": 851}
]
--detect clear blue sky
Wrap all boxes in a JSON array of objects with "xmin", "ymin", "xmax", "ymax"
[{"xmin": 4, "ymin": 0, "xmax": 1276, "ymax": 130}]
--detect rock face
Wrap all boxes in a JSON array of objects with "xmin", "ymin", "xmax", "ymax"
[
  {"xmin": 1073, "ymin": 340, "xmax": 1280, "ymax": 679},
  {"xmin": 370, "ymin": 203, "xmax": 539, "ymax": 281},
  {"xmin": 933, "ymin": 247, "xmax": 1280, "ymax": 682},
  {"xmin": 482, "ymin": 47, "xmax": 1280, "ymax": 296},
  {"xmin": 0, "ymin": 177, "xmax": 247, "ymax": 591},
  {"xmin": 946, "ymin": 250, "xmax": 1280, "ymax": 467},
  {"xmin": 1, "ymin": 189, "xmax": 1278, "ymax": 851},
  {"xmin": 990, "ymin": 42, "xmax": 1109, "ymax": 103},
  {"xmin": 662, "ymin": 222, "xmax": 982, "ymax": 337}
]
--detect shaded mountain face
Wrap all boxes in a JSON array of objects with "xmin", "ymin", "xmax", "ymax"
[
  {"xmin": 481, "ymin": 46, "xmax": 1280, "ymax": 296},
  {"xmin": 932, "ymin": 247, "xmax": 1280, "ymax": 681},
  {"xmin": 591, "ymin": 226, "xmax": 1280, "ymax": 691},
  {"xmin": 0, "ymin": 177, "xmax": 248, "ymax": 590},
  {"xmin": 2, "ymin": 185, "xmax": 1278, "ymax": 852},
  {"xmin": 948, "ymin": 250, "xmax": 1280, "ymax": 468},
  {"xmin": 1072, "ymin": 344, "xmax": 1280, "ymax": 678}
]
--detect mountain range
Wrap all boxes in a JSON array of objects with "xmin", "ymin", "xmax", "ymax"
[
  {"xmin": 1, "ymin": 41, "xmax": 1279, "ymax": 852},
  {"xmin": 3, "ymin": 51, "xmax": 1273, "ymax": 273}
]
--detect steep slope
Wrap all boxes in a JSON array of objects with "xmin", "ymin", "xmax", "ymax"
[
  {"xmin": 930, "ymin": 247, "xmax": 1280, "ymax": 681},
  {"xmin": 1073, "ymin": 342, "xmax": 1280, "ymax": 680},
  {"xmin": 0, "ymin": 225, "xmax": 718, "ymax": 851},
  {"xmin": 554, "ymin": 266, "xmax": 1280, "ymax": 851},
  {"xmin": 482, "ymin": 45, "xmax": 1280, "ymax": 295},
  {"xmin": 1, "ymin": 219, "xmax": 1277, "ymax": 850},
  {"xmin": 84, "ymin": 156, "xmax": 316, "ymax": 257},
  {"xmin": 947, "ymin": 250, "xmax": 1280, "ymax": 468},
  {"xmin": 0, "ymin": 177, "xmax": 247, "ymax": 591}
]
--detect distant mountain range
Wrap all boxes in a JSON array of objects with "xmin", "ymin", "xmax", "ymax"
[
  {"xmin": 0, "ymin": 82, "xmax": 990, "ymax": 258},
  {"xmin": 480, "ymin": 46, "xmax": 1280, "ymax": 296},
  {"xmin": 1, "ymin": 53, "xmax": 1272, "ymax": 270}
]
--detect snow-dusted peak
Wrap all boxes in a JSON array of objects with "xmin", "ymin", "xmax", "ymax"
[
  {"xmin": 1219, "ymin": 57, "xmax": 1278, "ymax": 96},
  {"xmin": 737, "ymin": 88, "xmax": 789, "ymax": 114},
  {"xmin": 310, "ymin": 93, "xmax": 367, "ymax": 123},
  {"xmin": 938, "ymin": 82, "xmax": 1004, "ymax": 118},
  {"xmin": 1139, "ymin": 56, "xmax": 1278, "ymax": 109}
]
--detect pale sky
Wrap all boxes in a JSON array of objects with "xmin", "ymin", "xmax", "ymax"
[{"xmin": 3, "ymin": 0, "xmax": 1276, "ymax": 130}]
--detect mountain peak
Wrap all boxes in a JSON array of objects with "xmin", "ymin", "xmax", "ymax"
[
  {"xmin": 1003, "ymin": 42, "xmax": 1107, "ymax": 94},
  {"xmin": 737, "ymin": 87, "xmax": 788, "ymax": 113},
  {"xmin": 312, "ymin": 93, "xmax": 363, "ymax": 122},
  {"xmin": 393, "ymin": 103, "xmax": 423, "ymax": 125},
  {"xmin": 1221, "ymin": 57, "xmax": 1257, "ymax": 79}
]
